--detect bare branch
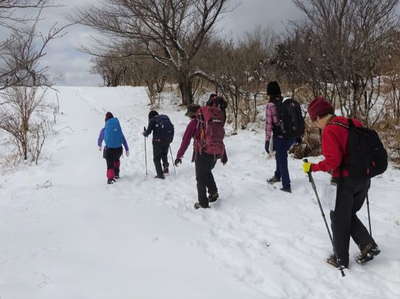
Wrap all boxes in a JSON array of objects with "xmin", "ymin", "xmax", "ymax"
[{"xmin": 73, "ymin": 0, "xmax": 229, "ymax": 104}]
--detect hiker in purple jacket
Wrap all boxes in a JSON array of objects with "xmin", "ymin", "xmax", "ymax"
[
  {"xmin": 175, "ymin": 101, "xmax": 227, "ymax": 209},
  {"xmin": 98, "ymin": 112, "xmax": 129, "ymax": 184}
]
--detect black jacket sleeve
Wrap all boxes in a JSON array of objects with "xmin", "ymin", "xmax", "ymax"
[{"xmin": 143, "ymin": 119, "xmax": 155, "ymax": 137}]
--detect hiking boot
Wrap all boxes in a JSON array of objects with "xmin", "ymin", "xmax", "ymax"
[
  {"xmin": 107, "ymin": 178, "xmax": 115, "ymax": 184},
  {"xmin": 163, "ymin": 167, "xmax": 169, "ymax": 174},
  {"xmin": 208, "ymin": 192, "xmax": 219, "ymax": 203},
  {"xmin": 194, "ymin": 202, "xmax": 210, "ymax": 209},
  {"xmin": 154, "ymin": 174, "xmax": 165, "ymax": 179},
  {"xmin": 326, "ymin": 255, "xmax": 348, "ymax": 269},
  {"xmin": 356, "ymin": 243, "xmax": 381, "ymax": 264},
  {"xmin": 114, "ymin": 175, "xmax": 120, "ymax": 180},
  {"xmin": 267, "ymin": 176, "xmax": 281, "ymax": 184},
  {"xmin": 280, "ymin": 186, "xmax": 292, "ymax": 193}
]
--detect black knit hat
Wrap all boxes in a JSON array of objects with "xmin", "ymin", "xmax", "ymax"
[
  {"xmin": 105, "ymin": 112, "xmax": 114, "ymax": 121},
  {"xmin": 266, "ymin": 81, "xmax": 281, "ymax": 96},
  {"xmin": 148, "ymin": 110, "xmax": 159, "ymax": 120},
  {"xmin": 209, "ymin": 93, "xmax": 217, "ymax": 100}
]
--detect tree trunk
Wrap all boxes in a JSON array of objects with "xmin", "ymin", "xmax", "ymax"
[
  {"xmin": 178, "ymin": 75, "xmax": 193, "ymax": 106},
  {"xmin": 253, "ymin": 94, "xmax": 257, "ymax": 122},
  {"xmin": 233, "ymin": 91, "xmax": 239, "ymax": 132}
]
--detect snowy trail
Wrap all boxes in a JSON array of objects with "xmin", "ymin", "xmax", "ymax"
[{"xmin": 0, "ymin": 86, "xmax": 399, "ymax": 299}]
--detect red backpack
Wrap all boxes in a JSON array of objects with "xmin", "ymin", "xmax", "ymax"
[{"xmin": 195, "ymin": 106, "xmax": 225, "ymax": 157}]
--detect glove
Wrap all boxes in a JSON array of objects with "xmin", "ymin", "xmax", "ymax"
[
  {"xmin": 303, "ymin": 161, "xmax": 312, "ymax": 173},
  {"xmin": 142, "ymin": 131, "xmax": 147, "ymax": 137},
  {"xmin": 126, "ymin": 151, "xmax": 130, "ymax": 157},
  {"xmin": 174, "ymin": 158, "xmax": 182, "ymax": 166},
  {"xmin": 265, "ymin": 140, "xmax": 270, "ymax": 154},
  {"xmin": 221, "ymin": 155, "xmax": 228, "ymax": 165},
  {"xmin": 99, "ymin": 146, "xmax": 102, "ymax": 151}
]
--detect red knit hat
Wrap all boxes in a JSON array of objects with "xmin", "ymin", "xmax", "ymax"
[{"xmin": 308, "ymin": 97, "xmax": 334, "ymax": 121}]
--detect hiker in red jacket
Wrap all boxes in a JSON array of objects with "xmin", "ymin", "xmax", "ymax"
[
  {"xmin": 175, "ymin": 101, "xmax": 227, "ymax": 209},
  {"xmin": 303, "ymin": 97, "xmax": 379, "ymax": 269}
]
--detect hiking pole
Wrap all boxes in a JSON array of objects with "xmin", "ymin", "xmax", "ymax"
[
  {"xmin": 366, "ymin": 194, "xmax": 372, "ymax": 237},
  {"xmin": 144, "ymin": 127, "xmax": 148, "ymax": 176},
  {"xmin": 304, "ymin": 159, "xmax": 345, "ymax": 277},
  {"xmin": 169, "ymin": 146, "xmax": 177, "ymax": 175}
]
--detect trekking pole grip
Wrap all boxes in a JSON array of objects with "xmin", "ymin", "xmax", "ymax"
[{"xmin": 304, "ymin": 159, "xmax": 313, "ymax": 183}]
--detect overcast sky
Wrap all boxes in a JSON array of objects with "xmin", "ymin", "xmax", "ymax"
[{"xmin": 38, "ymin": 0, "xmax": 302, "ymax": 86}]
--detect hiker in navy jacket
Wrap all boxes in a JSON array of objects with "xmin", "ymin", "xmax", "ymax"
[
  {"xmin": 98, "ymin": 112, "xmax": 129, "ymax": 184},
  {"xmin": 143, "ymin": 111, "xmax": 174, "ymax": 179}
]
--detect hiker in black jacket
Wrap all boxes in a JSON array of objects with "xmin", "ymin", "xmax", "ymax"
[{"xmin": 143, "ymin": 111, "xmax": 174, "ymax": 179}]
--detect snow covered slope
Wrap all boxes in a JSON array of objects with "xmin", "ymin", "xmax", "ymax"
[{"xmin": 0, "ymin": 86, "xmax": 399, "ymax": 299}]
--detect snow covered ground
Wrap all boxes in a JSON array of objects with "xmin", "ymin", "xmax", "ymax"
[{"xmin": 0, "ymin": 86, "xmax": 399, "ymax": 299}]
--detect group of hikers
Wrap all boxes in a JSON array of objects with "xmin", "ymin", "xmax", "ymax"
[{"xmin": 97, "ymin": 81, "xmax": 387, "ymax": 272}]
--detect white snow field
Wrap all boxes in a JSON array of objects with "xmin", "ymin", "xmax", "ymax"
[{"xmin": 0, "ymin": 86, "xmax": 399, "ymax": 299}]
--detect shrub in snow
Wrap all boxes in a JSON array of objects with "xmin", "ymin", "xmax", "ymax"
[{"xmin": 0, "ymin": 87, "xmax": 57, "ymax": 164}]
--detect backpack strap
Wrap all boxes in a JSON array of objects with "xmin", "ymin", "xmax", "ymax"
[
  {"xmin": 328, "ymin": 117, "xmax": 357, "ymax": 130},
  {"xmin": 328, "ymin": 120, "xmax": 349, "ymax": 129},
  {"xmin": 194, "ymin": 112, "xmax": 205, "ymax": 155}
]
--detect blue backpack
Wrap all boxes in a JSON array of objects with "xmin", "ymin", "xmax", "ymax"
[
  {"xmin": 104, "ymin": 118, "xmax": 123, "ymax": 148},
  {"xmin": 153, "ymin": 115, "xmax": 174, "ymax": 142}
]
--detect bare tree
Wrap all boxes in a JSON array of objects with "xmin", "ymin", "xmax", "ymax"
[
  {"xmin": 0, "ymin": 1, "xmax": 67, "ymax": 89},
  {"xmin": 91, "ymin": 55, "xmax": 128, "ymax": 87},
  {"xmin": 0, "ymin": 87, "xmax": 52, "ymax": 162},
  {"xmin": 196, "ymin": 31, "xmax": 273, "ymax": 131},
  {"xmin": 289, "ymin": 0, "xmax": 400, "ymax": 126},
  {"xmin": 380, "ymin": 30, "xmax": 400, "ymax": 122},
  {"xmin": 91, "ymin": 42, "xmax": 170, "ymax": 106},
  {"xmin": 75, "ymin": 0, "xmax": 228, "ymax": 105}
]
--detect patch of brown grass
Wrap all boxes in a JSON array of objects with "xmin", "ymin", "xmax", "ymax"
[{"xmin": 291, "ymin": 120, "xmax": 321, "ymax": 159}]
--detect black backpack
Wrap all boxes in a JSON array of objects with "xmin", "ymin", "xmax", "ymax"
[
  {"xmin": 333, "ymin": 119, "xmax": 388, "ymax": 178},
  {"xmin": 154, "ymin": 115, "xmax": 174, "ymax": 143},
  {"xmin": 273, "ymin": 97, "xmax": 305, "ymax": 138}
]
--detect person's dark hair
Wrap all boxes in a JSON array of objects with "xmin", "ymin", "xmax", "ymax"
[
  {"xmin": 215, "ymin": 96, "xmax": 227, "ymax": 109},
  {"xmin": 206, "ymin": 95, "xmax": 227, "ymax": 110},
  {"xmin": 185, "ymin": 104, "xmax": 201, "ymax": 118},
  {"xmin": 105, "ymin": 112, "xmax": 114, "ymax": 121},
  {"xmin": 148, "ymin": 110, "xmax": 159, "ymax": 120},
  {"xmin": 206, "ymin": 93, "xmax": 217, "ymax": 106},
  {"xmin": 318, "ymin": 112, "xmax": 334, "ymax": 120},
  {"xmin": 266, "ymin": 81, "xmax": 281, "ymax": 96}
]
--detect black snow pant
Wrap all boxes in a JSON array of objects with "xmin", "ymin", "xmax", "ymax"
[
  {"xmin": 330, "ymin": 177, "xmax": 377, "ymax": 267},
  {"xmin": 195, "ymin": 153, "xmax": 218, "ymax": 208},
  {"xmin": 153, "ymin": 141, "xmax": 170, "ymax": 177},
  {"xmin": 104, "ymin": 146, "xmax": 123, "ymax": 179}
]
